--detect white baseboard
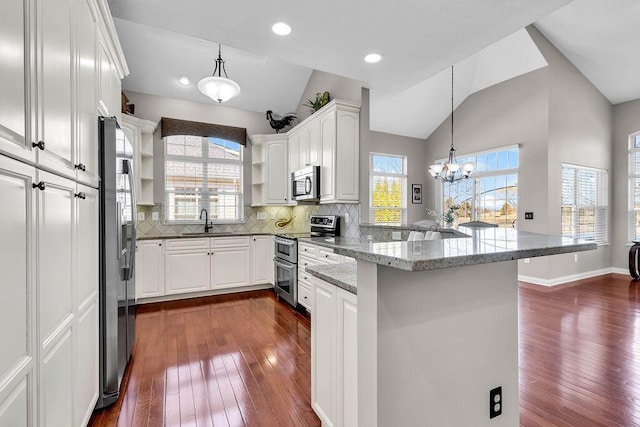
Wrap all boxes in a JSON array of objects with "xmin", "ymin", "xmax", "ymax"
[
  {"xmin": 518, "ymin": 267, "xmax": 628, "ymax": 287},
  {"xmin": 136, "ymin": 283, "xmax": 273, "ymax": 304}
]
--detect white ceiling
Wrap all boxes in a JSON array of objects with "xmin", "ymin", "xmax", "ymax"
[
  {"xmin": 535, "ymin": 0, "xmax": 640, "ymax": 105},
  {"xmin": 108, "ymin": 0, "xmax": 640, "ymax": 139}
]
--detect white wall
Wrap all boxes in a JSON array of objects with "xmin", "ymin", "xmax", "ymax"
[
  {"xmin": 612, "ymin": 99, "xmax": 640, "ymax": 270},
  {"xmin": 124, "ymin": 90, "xmax": 273, "ymax": 205}
]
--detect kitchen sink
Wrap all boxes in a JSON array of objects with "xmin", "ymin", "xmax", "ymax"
[{"xmin": 181, "ymin": 231, "xmax": 235, "ymax": 237}]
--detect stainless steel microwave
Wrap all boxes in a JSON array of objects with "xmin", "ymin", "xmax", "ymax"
[{"xmin": 292, "ymin": 166, "xmax": 320, "ymax": 202}]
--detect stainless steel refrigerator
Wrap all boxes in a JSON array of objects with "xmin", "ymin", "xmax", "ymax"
[{"xmin": 95, "ymin": 116, "xmax": 137, "ymax": 409}]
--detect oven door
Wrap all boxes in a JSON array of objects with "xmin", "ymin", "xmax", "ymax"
[
  {"xmin": 274, "ymin": 236, "xmax": 297, "ymax": 263},
  {"xmin": 274, "ymin": 258, "xmax": 297, "ymax": 307}
]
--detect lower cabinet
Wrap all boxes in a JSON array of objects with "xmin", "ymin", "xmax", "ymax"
[
  {"xmin": 311, "ymin": 276, "xmax": 358, "ymax": 427},
  {"xmin": 135, "ymin": 240, "xmax": 165, "ymax": 299},
  {"xmin": 138, "ymin": 235, "xmax": 267, "ymax": 302}
]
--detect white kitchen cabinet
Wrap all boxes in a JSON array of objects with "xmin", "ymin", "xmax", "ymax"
[
  {"xmin": 121, "ymin": 115, "xmax": 157, "ymax": 206},
  {"xmin": 311, "ymin": 276, "xmax": 358, "ymax": 427},
  {"xmin": 136, "ymin": 239, "xmax": 165, "ymax": 299},
  {"xmin": 320, "ymin": 102, "xmax": 360, "ymax": 204},
  {"xmin": 299, "ymin": 120, "xmax": 321, "ymax": 167},
  {"xmin": 36, "ymin": 0, "xmax": 76, "ymax": 179},
  {"xmin": 165, "ymin": 240, "xmax": 211, "ymax": 294},
  {"xmin": 252, "ymin": 235, "xmax": 274, "ymax": 285},
  {"xmin": 312, "ymin": 278, "xmax": 337, "ymax": 425},
  {"xmin": 0, "ymin": 0, "xmax": 35, "ymax": 164},
  {"xmin": 250, "ymin": 134, "xmax": 291, "ymax": 206},
  {"xmin": 289, "ymin": 134, "xmax": 300, "ymax": 175},
  {"xmin": 211, "ymin": 243, "xmax": 251, "ymax": 289},
  {"xmin": 74, "ymin": 0, "xmax": 99, "ymax": 187},
  {"xmin": 0, "ymin": 155, "xmax": 36, "ymax": 427}
]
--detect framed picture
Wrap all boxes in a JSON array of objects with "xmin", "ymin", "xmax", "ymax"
[{"xmin": 412, "ymin": 184, "xmax": 422, "ymax": 204}]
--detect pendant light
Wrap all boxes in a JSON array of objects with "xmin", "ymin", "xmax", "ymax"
[
  {"xmin": 428, "ymin": 66, "xmax": 474, "ymax": 182},
  {"xmin": 198, "ymin": 44, "xmax": 241, "ymax": 103}
]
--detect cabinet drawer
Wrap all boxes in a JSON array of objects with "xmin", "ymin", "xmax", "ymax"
[
  {"xmin": 319, "ymin": 248, "xmax": 342, "ymax": 263},
  {"xmin": 211, "ymin": 236, "xmax": 250, "ymax": 248},
  {"xmin": 298, "ymin": 281, "xmax": 312, "ymax": 311},
  {"xmin": 165, "ymin": 238, "xmax": 209, "ymax": 251},
  {"xmin": 298, "ymin": 242, "xmax": 318, "ymax": 257},
  {"xmin": 300, "ymin": 255, "xmax": 326, "ymax": 270},
  {"xmin": 298, "ymin": 268, "xmax": 314, "ymax": 284}
]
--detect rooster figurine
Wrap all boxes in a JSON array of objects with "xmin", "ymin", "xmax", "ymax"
[{"xmin": 266, "ymin": 110, "xmax": 297, "ymax": 133}]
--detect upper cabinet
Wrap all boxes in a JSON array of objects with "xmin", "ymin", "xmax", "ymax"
[
  {"xmin": 250, "ymin": 100, "xmax": 360, "ymax": 206},
  {"xmin": 120, "ymin": 115, "xmax": 158, "ymax": 206},
  {"xmin": 0, "ymin": 0, "xmax": 35, "ymax": 164},
  {"xmin": 250, "ymin": 134, "xmax": 292, "ymax": 206}
]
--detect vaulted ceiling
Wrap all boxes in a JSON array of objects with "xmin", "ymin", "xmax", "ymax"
[{"xmin": 108, "ymin": 0, "xmax": 639, "ymax": 139}]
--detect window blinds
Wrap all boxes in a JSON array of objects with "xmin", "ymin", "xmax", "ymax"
[{"xmin": 561, "ymin": 164, "xmax": 608, "ymax": 244}]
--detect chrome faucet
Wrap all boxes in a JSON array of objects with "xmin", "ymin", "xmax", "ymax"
[{"xmin": 199, "ymin": 209, "xmax": 212, "ymax": 233}]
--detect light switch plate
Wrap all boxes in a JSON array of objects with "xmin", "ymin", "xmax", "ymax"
[
  {"xmin": 137, "ymin": 212, "xmax": 145, "ymax": 221},
  {"xmin": 257, "ymin": 212, "xmax": 267, "ymax": 220},
  {"xmin": 152, "ymin": 212, "xmax": 159, "ymax": 221}
]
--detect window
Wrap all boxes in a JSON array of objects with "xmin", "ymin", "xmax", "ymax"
[
  {"xmin": 441, "ymin": 146, "xmax": 518, "ymax": 227},
  {"xmin": 165, "ymin": 135, "xmax": 243, "ymax": 222},
  {"xmin": 629, "ymin": 132, "xmax": 640, "ymax": 241},
  {"xmin": 370, "ymin": 153, "xmax": 407, "ymax": 224},
  {"xmin": 561, "ymin": 164, "xmax": 608, "ymax": 244}
]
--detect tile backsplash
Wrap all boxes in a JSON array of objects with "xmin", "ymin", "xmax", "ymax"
[{"xmin": 136, "ymin": 203, "xmax": 361, "ymax": 238}]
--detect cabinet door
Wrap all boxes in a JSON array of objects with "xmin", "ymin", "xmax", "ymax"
[
  {"xmin": 252, "ymin": 236, "xmax": 273, "ymax": 285},
  {"xmin": 165, "ymin": 250, "xmax": 210, "ymax": 294},
  {"xmin": 337, "ymin": 288, "xmax": 358, "ymax": 427},
  {"xmin": 75, "ymin": 0, "xmax": 99, "ymax": 187},
  {"xmin": 308, "ymin": 121, "xmax": 321, "ymax": 166},
  {"xmin": 289, "ymin": 134, "xmax": 300, "ymax": 174},
  {"xmin": 0, "ymin": 0, "xmax": 35, "ymax": 164},
  {"xmin": 36, "ymin": 170, "xmax": 75, "ymax": 426},
  {"xmin": 97, "ymin": 32, "xmax": 120, "ymax": 119},
  {"xmin": 320, "ymin": 114, "xmax": 336, "ymax": 201},
  {"xmin": 265, "ymin": 139, "xmax": 289, "ymax": 204},
  {"xmin": 75, "ymin": 298, "xmax": 98, "ymax": 426},
  {"xmin": 76, "ymin": 184, "xmax": 98, "ymax": 309},
  {"xmin": 0, "ymin": 156, "xmax": 35, "ymax": 426},
  {"xmin": 299, "ymin": 129, "xmax": 310, "ymax": 167},
  {"xmin": 312, "ymin": 278, "xmax": 337, "ymax": 426},
  {"xmin": 335, "ymin": 110, "xmax": 359, "ymax": 202},
  {"xmin": 37, "ymin": 0, "xmax": 75, "ymax": 178},
  {"xmin": 136, "ymin": 240, "xmax": 165, "ymax": 299},
  {"xmin": 211, "ymin": 246, "xmax": 251, "ymax": 289}
]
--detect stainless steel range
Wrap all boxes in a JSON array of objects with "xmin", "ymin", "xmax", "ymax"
[{"xmin": 273, "ymin": 215, "xmax": 340, "ymax": 307}]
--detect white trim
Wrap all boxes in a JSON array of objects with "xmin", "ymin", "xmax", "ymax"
[
  {"xmin": 435, "ymin": 143, "xmax": 520, "ymax": 163},
  {"xmin": 518, "ymin": 267, "xmax": 627, "ymax": 287}
]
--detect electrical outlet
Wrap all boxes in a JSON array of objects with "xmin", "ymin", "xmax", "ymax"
[
  {"xmin": 574, "ymin": 253, "xmax": 578, "ymax": 262},
  {"xmin": 271, "ymin": 212, "xmax": 276, "ymax": 220},
  {"xmin": 137, "ymin": 212, "xmax": 145, "ymax": 221},
  {"xmin": 489, "ymin": 386, "xmax": 502, "ymax": 419},
  {"xmin": 525, "ymin": 212, "xmax": 534, "ymax": 220},
  {"xmin": 257, "ymin": 212, "xmax": 267, "ymax": 220},
  {"xmin": 151, "ymin": 212, "xmax": 159, "ymax": 221},
  {"xmin": 524, "ymin": 258, "xmax": 531, "ymax": 264},
  {"xmin": 392, "ymin": 231, "xmax": 402, "ymax": 240},
  {"xmin": 345, "ymin": 212, "xmax": 350, "ymax": 222}
]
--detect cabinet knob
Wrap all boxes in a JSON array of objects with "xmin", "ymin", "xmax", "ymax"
[
  {"xmin": 325, "ymin": 254, "xmax": 329, "ymax": 258},
  {"xmin": 159, "ymin": 243, "xmax": 162, "ymax": 246},
  {"xmin": 32, "ymin": 140, "xmax": 45, "ymax": 150},
  {"xmin": 32, "ymin": 181, "xmax": 46, "ymax": 191},
  {"xmin": 74, "ymin": 192, "xmax": 86, "ymax": 199},
  {"xmin": 74, "ymin": 163, "xmax": 86, "ymax": 171}
]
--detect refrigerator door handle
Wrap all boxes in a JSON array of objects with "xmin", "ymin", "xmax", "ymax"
[
  {"xmin": 123, "ymin": 159, "xmax": 137, "ymax": 280},
  {"xmin": 116, "ymin": 202, "xmax": 123, "ymax": 261}
]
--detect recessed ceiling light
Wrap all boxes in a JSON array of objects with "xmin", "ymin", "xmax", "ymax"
[
  {"xmin": 177, "ymin": 75, "xmax": 191, "ymax": 86},
  {"xmin": 272, "ymin": 22, "xmax": 291, "ymax": 36},
  {"xmin": 364, "ymin": 53, "xmax": 383, "ymax": 64}
]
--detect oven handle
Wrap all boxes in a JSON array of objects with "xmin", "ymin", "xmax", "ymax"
[
  {"xmin": 274, "ymin": 257, "xmax": 295, "ymax": 269},
  {"xmin": 274, "ymin": 236, "xmax": 296, "ymax": 246}
]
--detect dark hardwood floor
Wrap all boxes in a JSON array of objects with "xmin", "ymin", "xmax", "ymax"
[
  {"xmin": 89, "ymin": 290, "xmax": 320, "ymax": 427},
  {"xmin": 90, "ymin": 274, "xmax": 640, "ymax": 426}
]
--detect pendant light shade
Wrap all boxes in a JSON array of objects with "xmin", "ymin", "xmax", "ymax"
[
  {"xmin": 198, "ymin": 44, "xmax": 240, "ymax": 103},
  {"xmin": 428, "ymin": 66, "xmax": 474, "ymax": 183}
]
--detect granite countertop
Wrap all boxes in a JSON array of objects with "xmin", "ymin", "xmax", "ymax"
[
  {"xmin": 299, "ymin": 228, "xmax": 597, "ymax": 272},
  {"xmin": 306, "ymin": 262, "xmax": 357, "ymax": 295},
  {"xmin": 137, "ymin": 232, "xmax": 274, "ymax": 241}
]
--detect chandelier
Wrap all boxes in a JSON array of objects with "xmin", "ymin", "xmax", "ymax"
[
  {"xmin": 428, "ymin": 66, "xmax": 474, "ymax": 182},
  {"xmin": 198, "ymin": 44, "xmax": 241, "ymax": 103}
]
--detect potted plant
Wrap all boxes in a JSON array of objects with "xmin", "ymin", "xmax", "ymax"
[{"xmin": 304, "ymin": 91, "xmax": 330, "ymax": 114}]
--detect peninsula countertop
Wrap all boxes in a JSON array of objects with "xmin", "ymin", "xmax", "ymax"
[
  {"xmin": 305, "ymin": 262, "xmax": 357, "ymax": 295},
  {"xmin": 299, "ymin": 228, "xmax": 597, "ymax": 271}
]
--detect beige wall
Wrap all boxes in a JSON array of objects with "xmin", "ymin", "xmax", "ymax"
[
  {"xmin": 294, "ymin": 69, "xmax": 362, "ymax": 122},
  {"xmin": 612, "ymin": 99, "xmax": 640, "ymax": 270}
]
